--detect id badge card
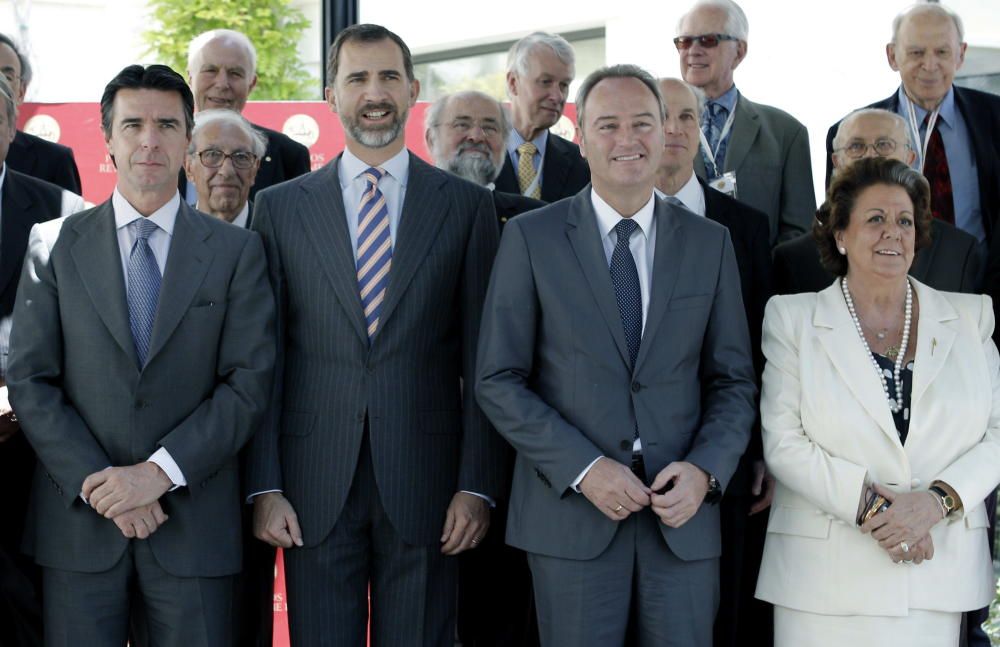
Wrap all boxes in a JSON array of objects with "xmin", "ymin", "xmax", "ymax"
[{"xmin": 709, "ymin": 171, "xmax": 738, "ymax": 198}]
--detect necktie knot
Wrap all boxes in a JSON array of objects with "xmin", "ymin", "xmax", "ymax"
[
  {"xmin": 363, "ymin": 166, "xmax": 385, "ymax": 188},
  {"xmin": 615, "ymin": 218, "xmax": 638, "ymax": 244},
  {"xmin": 133, "ymin": 218, "xmax": 158, "ymax": 241},
  {"xmin": 517, "ymin": 142, "xmax": 538, "ymax": 157}
]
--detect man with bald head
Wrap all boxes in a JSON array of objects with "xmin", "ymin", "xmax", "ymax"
[
  {"xmin": 784, "ymin": 109, "xmax": 981, "ymax": 295},
  {"xmin": 185, "ymin": 29, "xmax": 310, "ymax": 203},
  {"xmin": 426, "ymin": 91, "xmax": 543, "ymax": 232},
  {"xmin": 675, "ymin": 0, "xmax": 815, "ymax": 245},
  {"xmin": 825, "ymin": 3, "xmax": 1000, "ymax": 253}
]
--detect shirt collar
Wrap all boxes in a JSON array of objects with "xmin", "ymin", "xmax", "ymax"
[
  {"xmin": 113, "ymin": 188, "xmax": 179, "ymax": 235},
  {"xmin": 710, "ymin": 85, "xmax": 739, "ymax": 114},
  {"xmin": 507, "ymin": 128, "xmax": 548, "ymax": 161},
  {"xmin": 674, "ymin": 172, "xmax": 705, "ymax": 216},
  {"xmin": 591, "ymin": 188, "xmax": 656, "ymax": 240},
  {"xmin": 0, "ymin": 162, "xmax": 6, "ymax": 195},
  {"xmin": 231, "ymin": 202, "xmax": 250, "ymax": 229},
  {"xmin": 897, "ymin": 85, "xmax": 956, "ymax": 128},
  {"xmin": 339, "ymin": 147, "xmax": 411, "ymax": 191}
]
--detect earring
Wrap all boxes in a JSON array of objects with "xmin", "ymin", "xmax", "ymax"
[{"xmin": 838, "ymin": 247, "xmax": 846, "ymax": 255}]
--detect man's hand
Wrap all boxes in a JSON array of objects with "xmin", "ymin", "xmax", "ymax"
[
  {"xmin": 82, "ymin": 462, "xmax": 172, "ymax": 518},
  {"xmin": 440, "ymin": 492, "xmax": 490, "ymax": 555},
  {"xmin": 253, "ymin": 492, "xmax": 303, "ymax": 549},
  {"xmin": 579, "ymin": 457, "xmax": 651, "ymax": 521},
  {"xmin": 650, "ymin": 462, "xmax": 710, "ymax": 528},
  {"xmin": 749, "ymin": 459, "xmax": 776, "ymax": 515},
  {"xmin": 111, "ymin": 501, "xmax": 169, "ymax": 539},
  {"xmin": 0, "ymin": 385, "xmax": 18, "ymax": 443}
]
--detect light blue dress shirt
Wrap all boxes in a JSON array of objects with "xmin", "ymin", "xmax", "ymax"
[{"xmin": 506, "ymin": 129, "xmax": 548, "ymax": 190}]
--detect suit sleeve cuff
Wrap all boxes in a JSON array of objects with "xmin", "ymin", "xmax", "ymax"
[
  {"xmin": 148, "ymin": 448, "xmax": 185, "ymax": 490},
  {"xmin": 570, "ymin": 456, "xmax": 605, "ymax": 493}
]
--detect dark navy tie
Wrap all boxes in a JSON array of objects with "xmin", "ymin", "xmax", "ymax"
[
  {"xmin": 610, "ymin": 219, "xmax": 642, "ymax": 370},
  {"xmin": 127, "ymin": 218, "xmax": 161, "ymax": 367}
]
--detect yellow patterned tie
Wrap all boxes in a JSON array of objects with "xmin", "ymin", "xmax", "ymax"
[{"xmin": 516, "ymin": 142, "xmax": 541, "ymax": 199}]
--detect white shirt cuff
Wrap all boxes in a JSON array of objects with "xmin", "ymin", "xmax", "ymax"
[
  {"xmin": 571, "ymin": 456, "xmax": 605, "ymax": 493},
  {"xmin": 461, "ymin": 490, "xmax": 496, "ymax": 508},
  {"xmin": 149, "ymin": 448, "xmax": 185, "ymax": 489},
  {"xmin": 247, "ymin": 489, "xmax": 283, "ymax": 504}
]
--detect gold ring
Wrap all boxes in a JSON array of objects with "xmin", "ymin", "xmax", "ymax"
[{"xmin": 613, "ymin": 504, "xmax": 624, "ymax": 512}]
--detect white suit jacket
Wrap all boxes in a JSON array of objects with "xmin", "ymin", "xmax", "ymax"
[{"xmin": 755, "ymin": 279, "xmax": 1000, "ymax": 616}]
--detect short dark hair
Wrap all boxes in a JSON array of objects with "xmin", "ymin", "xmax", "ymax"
[
  {"xmin": 814, "ymin": 157, "xmax": 933, "ymax": 277},
  {"xmin": 100, "ymin": 64, "xmax": 194, "ymax": 139},
  {"xmin": 326, "ymin": 24, "xmax": 414, "ymax": 87},
  {"xmin": 0, "ymin": 32, "xmax": 31, "ymax": 86},
  {"xmin": 574, "ymin": 64, "xmax": 665, "ymax": 127}
]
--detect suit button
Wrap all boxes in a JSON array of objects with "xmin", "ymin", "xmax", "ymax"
[
  {"xmin": 910, "ymin": 478, "xmax": 921, "ymax": 488},
  {"xmin": 631, "ymin": 382, "xmax": 641, "ymax": 393},
  {"xmin": 619, "ymin": 440, "xmax": 631, "ymax": 451}
]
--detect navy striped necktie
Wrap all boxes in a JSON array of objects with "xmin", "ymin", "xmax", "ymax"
[
  {"xmin": 356, "ymin": 167, "xmax": 393, "ymax": 343},
  {"xmin": 127, "ymin": 218, "xmax": 161, "ymax": 367}
]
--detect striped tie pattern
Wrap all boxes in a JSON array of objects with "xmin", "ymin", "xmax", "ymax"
[
  {"xmin": 356, "ymin": 167, "xmax": 392, "ymax": 342},
  {"xmin": 127, "ymin": 218, "xmax": 162, "ymax": 367}
]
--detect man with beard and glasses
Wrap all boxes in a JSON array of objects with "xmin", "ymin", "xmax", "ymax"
[
  {"xmin": 425, "ymin": 90, "xmax": 543, "ymax": 646},
  {"xmin": 244, "ymin": 24, "xmax": 508, "ymax": 646},
  {"xmin": 426, "ymin": 90, "xmax": 544, "ymax": 233}
]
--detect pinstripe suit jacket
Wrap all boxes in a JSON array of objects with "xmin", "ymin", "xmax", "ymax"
[{"xmin": 245, "ymin": 152, "xmax": 507, "ymax": 547}]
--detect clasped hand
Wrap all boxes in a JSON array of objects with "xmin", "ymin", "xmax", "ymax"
[
  {"xmin": 860, "ymin": 484, "xmax": 943, "ymax": 564},
  {"xmin": 82, "ymin": 462, "xmax": 173, "ymax": 538},
  {"xmin": 580, "ymin": 458, "xmax": 709, "ymax": 528}
]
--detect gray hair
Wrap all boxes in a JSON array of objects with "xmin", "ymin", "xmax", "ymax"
[
  {"xmin": 187, "ymin": 29, "xmax": 258, "ymax": 77},
  {"xmin": 188, "ymin": 108, "xmax": 267, "ymax": 157},
  {"xmin": 891, "ymin": 3, "xmax": 965, "ymax": 44},
  {"xmin": 0, "ymin": 32, "xmax": 31, "ymax": 86},
  {"xmin": 506, "ymin": 32, "xmax": 575, "ymax": 81},
  {"xmin": 576, "ymin": 64, "xmax": 665, "ymax": 128},
  {"xmin": 677, "ymin": 0, "xmax": 750, "ymax": 41},
  {"xmin": 0, "ymin": 75, "xmax": 16, "ymax": 129},
  {"xmin": 424, "ymin": 91, "xmax": 511, "ymax": 146},
  {"xmin": 833, "ymin": 108, "xmax": 913, "ymax": 152}
]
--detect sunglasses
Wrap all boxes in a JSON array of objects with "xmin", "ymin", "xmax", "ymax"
[{"xmin": 673, "ymin": 33, "xmax": 739, "ymax": 50}]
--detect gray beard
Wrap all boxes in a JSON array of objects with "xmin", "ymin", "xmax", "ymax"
[
  {"xmin": 446, "ymin": 154, "xmax": 500, "ymax": 186},
  {"xmin": 342, "ymin": 112, "xmax": 404, "ymax": 149}
]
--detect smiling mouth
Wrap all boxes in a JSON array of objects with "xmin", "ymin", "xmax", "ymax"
[
  {"xmin": 876, "ymin": 250, "xmax": 901, "ymax": 256},
  {"xmin": 363, "ymin": 110, "xmax": 390, "ymax": 120},
  {"xmin": 613, "ymin": 154, "xmax": 643, "ymax": 162}
]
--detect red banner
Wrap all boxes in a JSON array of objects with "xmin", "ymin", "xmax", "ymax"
[{"xmin": 18, "ymin": 101, "xmax": 579, "ymax": 206}]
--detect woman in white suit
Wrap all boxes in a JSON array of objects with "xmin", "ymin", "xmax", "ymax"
[{"xmin": 755, "ymin": 157, "xmax": 1000, "ymax": 646}]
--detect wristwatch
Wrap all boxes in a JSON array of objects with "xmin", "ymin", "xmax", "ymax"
[
  {"xmin": 929, "ymin": 485, "xmax": 956, "ymax": 515},
  {"xmin": 704, "ymin": 474, "xmax": 722, "ymax": 504}
]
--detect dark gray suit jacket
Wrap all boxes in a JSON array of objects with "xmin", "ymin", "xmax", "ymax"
[
  {"xmin": 475, "ymin": 189, "xmax": 756, "ymax": 562},
  {"xmin": 695, "ymin": 93, "xmax": 816, "ymax": 245},
  {"xmin": 7, "ymin": 200, "xmax": 276, "ymax": 576},
  {"xmin": 245, "ymin": 152, "xmax": 507, "ymax": 547}
]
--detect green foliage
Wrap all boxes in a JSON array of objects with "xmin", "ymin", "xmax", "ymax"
[{"xmin": 143, "ymin": 0, "xmax": 315, "ymax": 100}]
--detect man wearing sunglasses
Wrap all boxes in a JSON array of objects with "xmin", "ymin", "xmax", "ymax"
[
  {"xmin": 185, "ymin": 109, "xmax": 265, "ymax": 228},
  {"xmin": 675, "ymin": 0, "xmax": 815, "ymax": 247}
]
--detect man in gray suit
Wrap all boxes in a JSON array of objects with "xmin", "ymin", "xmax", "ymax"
[
  {"xmin": 476, "ymin": 64, "xmax": 756, "ymax": 646},
  {"xmin": 246, "ymin": 24, "xmax": 506, "ymax": 646},
  {"xmin": 676, "ymin": 0, "xmax": 815, "ymax": 245},
  {"xmin": 7, "ymin": 64, "xmax": 276, "ymax": 646}
]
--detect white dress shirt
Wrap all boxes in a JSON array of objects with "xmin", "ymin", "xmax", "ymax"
[
  {"xmin": 339, "ymin": 147, "xmax": 409, "ymax": 254},
  {"xmin": 572, "ymin": 189, "xmax": 658, "ymax": 490},
  {"xmin": 655, "ymin": 171, "xmax": 706, "ymax": 217},
  {"xmin": 230, "ymin": 202, "xmax": 250, "ymax": 229},
  {"xmin": 112, "ymin": 188, "xmax": 186, "ymax": 489}
]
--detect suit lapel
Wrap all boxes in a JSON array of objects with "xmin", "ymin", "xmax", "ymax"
[
  {"xmin": 541, "ymin": 133, "xmax": 570, "ymax": 203},
  {"xmin": 724, "ymin": 95, "xmax": 759, "ymax": 175},
  {"xmin": 70, "ymin": 201, "xmax": 138, "ymax": 369},
  {"xmin": 909, "ymin": 280, "xmax": 957, "ymax": 405},
  {"xmin": 374, "ymin": 154, "xmax": 449, "ymax": 341},
  {"xmin": 953, "ymin": 86, "xmax": 995, "ymax": 239},
  {"xmin": 565, "ymin": 191, "xmax": 632, "ymax": 369},
  {"xmin": 297, "ymin": 159, "xmax": 368, "ymax": 344},
  {"xmin": 146, "ymin": 203, "xmax": 212, "ymax": 365},
  {"xmin": 634, "ymin": 200, "xmax": 684, "ymax": 374},
  {"xmin": 813, "ymin": 283, "xmax": 901, "ymax": 445},
  {"xmin": 0, "ymin": 174, "xmax": 35, "ymax": 297}
]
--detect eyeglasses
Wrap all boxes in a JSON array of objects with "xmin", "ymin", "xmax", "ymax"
[
  {"xmin": 195, "ymin": 149, "xmax": 258, "ymax": 169},
  {"xmin": 673, "ymin": 33, "xmax": 739, "ymax": 50},
  {"xmin": 445, "ymin": 119, "xmax": 501, "ymax": 137},
  {"xmin": 836, "ymin": 138, "xmax": 900, "ymax": 159}
]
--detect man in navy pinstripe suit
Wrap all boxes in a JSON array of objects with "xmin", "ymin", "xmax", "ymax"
[{"xmin": 245, "ymin": 24, "xmax": 507, "ymax": 646}]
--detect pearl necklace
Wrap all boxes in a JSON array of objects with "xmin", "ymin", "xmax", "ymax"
[{"xmin": 840, "ymin": 277, "xmax": 913, "ymax": 413}]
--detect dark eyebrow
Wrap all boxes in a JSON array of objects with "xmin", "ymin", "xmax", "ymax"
[
  {"xmin": 344, "ymin": 71, "xmax": 369, "ymax": 82},
  {"xmin": 156, "ymin": 118, "xmax": 181, "ymax": 127}
]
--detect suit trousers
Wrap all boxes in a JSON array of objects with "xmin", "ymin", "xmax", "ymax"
[
  {"xmin": 283, "ymin": 432, "xmax": 457, "ymax": 647},
  {"xmin": 528, "ymin": 507, "xmax": 718, "ymax": 647},
  {"xmin": 42, "ymin": 538, "xmax": 233, "ymax": 647}
]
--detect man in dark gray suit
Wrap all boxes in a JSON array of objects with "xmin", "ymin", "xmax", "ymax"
[
  {"xmin": 7, "ymin": 64, "xmax": 276, "ymax": 646},
  {"xmin": 246, "ymin": 24, "xmax": 506, "ymax": 646},
  {"xmin": 476, "ymin": 64, "xmax": 756, "ymax": 646}
]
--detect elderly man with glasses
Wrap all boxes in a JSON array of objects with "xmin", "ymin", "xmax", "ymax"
[
  {"xmin": 675, "ymin": 0, "xmax": 815, "ymax": 246},
  {"xmin": 184, "ymin": 109, "xmax": 265, "ymax": 228}
]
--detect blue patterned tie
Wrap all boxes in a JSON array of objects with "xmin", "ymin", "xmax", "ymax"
[
  {"xmin": 610, "ymin": 219, "xmax": 642, "ymax": 370},
  {"xmin": 702, "ymin": 102, "xmax": 728, "ymax": 179},
  {"xmin": 356, "ymin": 167, "xmax": 392, "ymax": 343},
  {"xmin": 127, "ymin": 218, "xmax": 161, "ymax": 367}
]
